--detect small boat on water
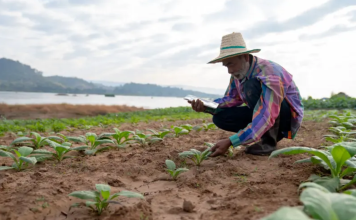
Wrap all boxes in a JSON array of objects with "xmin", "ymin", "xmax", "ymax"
[
  {"xmin": 105, "ymin": 94, "xmax": 115, "ymax": 97},
  {"xmin": 56, "ymin": 93, "xmax": 68, "ymax": 96}
]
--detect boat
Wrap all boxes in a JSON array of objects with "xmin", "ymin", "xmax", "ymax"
[{"xmin": 105, "ymin": 94, "xmax": 115, "ymax": 97}]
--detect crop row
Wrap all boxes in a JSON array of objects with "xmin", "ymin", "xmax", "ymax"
[
  {"xmin": 1, "ymin": 106, "xmax": 356, "ymax": 135},
  {"xmin": 262, "ymin": 111, "xmax": 356, "ymax": 219},
  {"xmin": 303, "ymin": 96, "xmax": 356, "ymax": 110}
]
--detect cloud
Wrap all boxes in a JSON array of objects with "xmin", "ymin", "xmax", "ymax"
[
  {"xmin": 158, "ymin": 16, "xmax": 183, "ymax": 22},
  {"xmin": 243, "ymin": 0, "xmax": 355, "ymax": 38},
  {"xmin": 0, "ymin": 13, "xmax": 22, "ymax": 27},
  {"xmin": 299, "ymin": 24, "xmax": 356, "ymax": 40},
  {"xmin": 172, "ymin": 23, "xmax": 196, "ymax": 32}
]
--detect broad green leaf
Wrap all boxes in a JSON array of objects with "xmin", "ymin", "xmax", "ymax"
[
  {"xmin": 71, "ymin": 146, "xmax": 88, "ymax": 151},
  {"xmin": 307, "ymin": 175, "xmax": 340, "ymax": 192},
  {"xmin": 19, "ymin": 156, "xmax": 37, "ymax": 165},
  {"xmin": 96, "ymin": 184, "xmax": 111, "ymax": 193},
  {"xmin": 331, "ymin": 145, "xmax": 351, "ymax": 176},
  {"xmin": 54, "ymin": 145, "xmax": 70, "ymax": 155},
  {"xmin": 149, "ymin": 137, "xmax": 163, "ymax": 143},
  {"xmin": 175, "ymin": 168, "xmax": 189, "ymax": 173},
  {"xmin": 165, "ymin": 160, "xmax": 176, "ymax": 170},
  {"xmin": 261, "ymin": 207, "xmax": 311, "ymax": 220},
  {"xmin": 14, "ymin": 150, "xmax": 21, "ymax": 157},
  {"xmin": 190, "ymin": 149, "xmax": 201, "ymax": 155},
  {"xmin": 62, "ymin": 142, "xmax": 72, "ymax": 147},
  {"xmin": 11, "ymin": 137, "xmax": 33, "ymax": 145},
  {"xmin": 69, "ymin": 191, "xmax": 98, "ymax": 200},
  {"xmin": 18, "ymin": 146, "xmax": 34, "ymax": 157},
  {"xmin": 94, "ymin": 139, "xmax": 115, "ymax": 147},
  {"xmin": 159, "ymin": 131, "xmax": 170, "ymax": 138},
  {"xmin": 178, "ymin": 151, "xmax": 195, "ymax": 157},
  {"xmin": 299, "ymin": 181, "xmax": 332, "ymax": 193},
  {"xmin": 67, "ymin": 137, "xmax": 86, "ymax": 143},
  {"xmin": 47, "ymin": 136, "xmax": 64, "ymax": 142},
  {"xmin": 85, "ymin": 201, "xmax": 98, "ymax": 207},
  {"xmin": 147, "ymin": 129, "xmax": 158, "ymax": 135},
  {"xmin": 32, "ymin": 149, "xmax": 52, "ymax": 154},
  {"xmin": 269, "ymin": 147, "xmax": 335, "ymax": 176},
  {"xmin": 301, "ymin": 187, "xmax": 356, "ymax": 220},
  {"xmin": 85, "ymin": 149, "xmax": 97, "ymax": 155},
  {"xmin": 330, "ymin": 142, "xmax": 356, "ymax": 157},
  {"xmin": 30, "ymin": 132, "xmax": 41, "ymax": 141},
  {"xmin": 118, "ymin": 190, "xmax": 144, "ymax": 199},
  {"xmin": 0, "ymin": 166, "xmax": 15, "ymax": 171},
  {"xmin": 0, "ymin": 150, "xmax": 16, "ymax": 160},
  {"xmin": 32, "ymin": 155, "xmax": 53, "ymax": 162}
]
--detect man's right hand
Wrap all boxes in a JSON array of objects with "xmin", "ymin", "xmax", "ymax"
[{"xmin": 188, "ymin": 99, "xmax": 206, "ymax": 112}]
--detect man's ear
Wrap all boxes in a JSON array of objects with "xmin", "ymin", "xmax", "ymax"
[{"xmin": 244, "ymin": 54, "xmax": 249, "ymax": 62}]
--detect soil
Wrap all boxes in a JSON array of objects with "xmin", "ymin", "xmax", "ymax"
[
  {"xmin": 0, "ymin": 104, "xmax": 144, "ymax": 120},
  {"xmin": 0, "ymin": 119, "xmax": 329, "ymax": 220}
]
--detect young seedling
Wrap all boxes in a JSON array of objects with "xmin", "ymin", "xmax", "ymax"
[
  {"xmin": 165, "ymin": 159, "xmax": 189, "ymax": 180},
  {"xmin": 132, "ymin": 133, "xmax": 162, "ymax": 147},
  {"xmin": 80, "ymin": 133, "xmax": 115, "ymax": 155},
  {"xmin": 178, "ymin": 147, "xmax": 212, "ymax": 166},
  {"xmin": 0, "ymin": 146, "xmax": 37, "ymax": 171},
  {"xmin": 0, "ymin": 145, "xmax": 11, "ymax": 152},
  {"xmin": 172, "ymin": 126, "xmax": 189, "ymax": 137},
  {"xmin": 10, "ymin": 132, "xmax": 62, "ymax": 149},
  {"xmin": 31, "ymin": 140, "xmax": 87, "ymax": 162},
  {"xmin": 68, "ymin": 184, "xmax": 144, "ymax": 215},
  {"xmin": 181, "ymin": 124, "xmax": 193, "ymax": 132},
  {"xmin": 147, "ymin": 129, "xmax": 171, "ymax": 139},
  {"xmin": 192, "ymin": 123, "xmax": 217, "ymax": 132},
  {"xmin": 99, "ymin": 128, "xmax": 135, "ymax": 148}
]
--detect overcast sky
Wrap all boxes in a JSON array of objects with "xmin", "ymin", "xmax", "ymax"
[{"xmin": 0, "ymin": 0, "xmax": 355, "ymax": 98}]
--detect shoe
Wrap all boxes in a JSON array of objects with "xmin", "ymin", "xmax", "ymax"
[{"xmin": 245, "ymin": 115, "xmax": 281, "ymax": 156}]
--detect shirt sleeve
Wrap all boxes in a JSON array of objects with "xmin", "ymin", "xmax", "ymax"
[{"xmin": 229, "ymin": 75, "xmax": 285, "ymax": 147}]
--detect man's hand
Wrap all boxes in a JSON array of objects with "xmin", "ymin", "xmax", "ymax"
[
  {"xmin": 188, "ymin": 99, "xmax": 206, "ymax": 112},
  {"xmin": 210, "ymin": 138, "xmax": 232, "ymax": 157}
]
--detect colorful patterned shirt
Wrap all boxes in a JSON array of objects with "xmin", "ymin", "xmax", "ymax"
[{"xmin": 205, "ymin": 55, "xmax": 304, "ymax": 147}]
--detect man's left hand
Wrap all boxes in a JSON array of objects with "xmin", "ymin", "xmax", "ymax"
[{"xmin": 210, "ymin": 138, "xmax": 232, "ymax": 157}]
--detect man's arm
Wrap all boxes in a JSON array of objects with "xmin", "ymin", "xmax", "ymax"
[
  {"xmin": 204, "ymin": 76, "xmax": 244, "ymax": 115},
  {"xmin": 229, "ymin": 76, "xmax": 284, "ymax": 147}
]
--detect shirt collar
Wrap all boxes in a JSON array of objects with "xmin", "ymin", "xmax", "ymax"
[{"xmin": 239, "ymin": 55, "xmax": 257, "ymax": 84}]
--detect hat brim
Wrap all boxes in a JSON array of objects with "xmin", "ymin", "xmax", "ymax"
[{"xmin": 208, "ymin": 49, "xmax": 261, "ymax": 64}]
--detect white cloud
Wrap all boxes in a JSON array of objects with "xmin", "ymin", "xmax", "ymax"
[{"xmin": 0, "ymin": 0, "xmax": 355, "ymax": 98}]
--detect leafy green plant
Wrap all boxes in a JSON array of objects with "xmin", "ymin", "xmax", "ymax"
[
  {"xmin": 178, "ymin": 147, "xmax": 212, "ymax": 166},
  {"xmin": 204, "ymin": 142, "xmax": 234, "ymax": 157},
  {"xmin": 324, "ymin": 126, "xmax": 356, "ymax": 143},
  {"xmin": 172, "ymin": 126, "xmax": 189, "ymax": 137},
  {"xmin": 31, "ymin": 141, "xmax": 87, "ymax": 162},
  {"xmin": 132, "ymin": 133, "xmax": 162, "ymax": 147},
  {"xmin": 99, "ymin": 128, "xmax": 135, "ymax": 148},
  {"xmin": 0, "ymin": 145, "xmax": 11, "ymax": 152},
  {"xmin": 0, "ymin": 146, "xmax": 37, "ymax": 171},
  {"xmin": 10, "ymin": 132, "xmax": 62, "ymax": 149},
  {"xmin": 181, "ymin": 124, "xmax": 193, "ymax": 132},
  {"xmin": 71, "ymin": 133, "xmax": 115, "ymax": 155},
  {"xmin": 165, "ymin": 159, "xmax": 189, "ymax": 180},
  {"xmin": 269, "ymin": 144, "xmax": 356, "ymax": 191},
  {"xmin": 68, "ymin": 184, "xmax": 144, "ymax": 215},
  {"xmin": 192, "ymin": 123, "xmax": 217, "ymax": 132},
  {"xmin": 261, "ymin": 185, "xmax": 356, "ymax": 220},
  {"xmin": 147, "ymin": 129, "xmax": 171, "ymax": 139}
]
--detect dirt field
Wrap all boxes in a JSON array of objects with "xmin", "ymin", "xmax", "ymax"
[
  {"xmin": 0, "ymin": 119, "xmax": 329, "ymax": 220},
  {"xmin": 0, "ymin": 104, "xmax": 144, "ymax": 120}
]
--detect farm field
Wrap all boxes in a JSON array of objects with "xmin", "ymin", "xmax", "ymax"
[{"xmin": 0, "ymin": 107, "xmax": 356, "ymax": 220}]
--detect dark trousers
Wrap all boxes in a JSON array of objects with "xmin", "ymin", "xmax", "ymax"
[{"xmin": 212, "ymin": 78, "xmax": 291, "ymax": 140}]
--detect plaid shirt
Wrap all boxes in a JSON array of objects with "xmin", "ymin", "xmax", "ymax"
[{"xmin": 205, "ymin": 55, "xmax": 304, "ymax": 147}]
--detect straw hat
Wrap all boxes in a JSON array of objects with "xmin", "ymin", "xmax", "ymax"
[{"xmin": 208, "ymin": 32, "xmax": 261, "ymax": 64}]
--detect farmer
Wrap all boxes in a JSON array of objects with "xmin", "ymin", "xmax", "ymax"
[{"xmin": 189, "ymin": 32, "xmax": 304, "ymax": 156}]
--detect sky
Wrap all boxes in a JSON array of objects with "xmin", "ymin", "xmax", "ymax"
[{"xmin": 0, "ymin": 0, "xmax": 355, "ymax": 99}]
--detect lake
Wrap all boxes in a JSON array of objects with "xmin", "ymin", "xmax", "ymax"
[{"xmin": 0, "ymin": 91, "xmax": 192, "ymax": 109}]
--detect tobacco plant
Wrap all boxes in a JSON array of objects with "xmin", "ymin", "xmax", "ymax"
[
  {"xmin": 10, "ymin": 132, "xmax": 62, "ymax": 149},
  {"xmin": 132, "ymin": 133, "xmax": 162, "ymax": 147},
  {"xmin": 0, "ymin": 146, "xmax": 37, "ymax": 171},
  {"xmin": 147, "ymin": 129, "xmax": 171, "ymax": 139},
  {"xmin": 262, "ymin": 184, "xmax": 356, "ymax": 220},
  {"xmin": 178, "ymin": 146, "xmax": 212, "ymax": 166},
  {"xmin": 72, "ymin": 133, "xmax": 115, "ymax": 155},
  {"xmin": 269, "ymin": 143, "xmax": 356, "ymax": 191},
  {"xmin": 0, "ymin": 145, "xmax": 11, "ymax": 152},
  {"xmin": 165, "ymin": 159, "xmax": 189, "ymax": 180},
  {"xmin": 323, "ymin": 126, "xmax": 356, "ymax": 143},
  {"xmin": 31, "ymin": 141, "xmax": 87, "ymax": 162},
  {"xmin": 69, "ymin": 184, "xmax": 144, "ymax": 215},
  {"xmin": 172, "ymin": 126, "xmax": 189, "ymax": 137},
  {"xmin": 99, "ymin": 128, "xmax": 135, "ymax": 148}
]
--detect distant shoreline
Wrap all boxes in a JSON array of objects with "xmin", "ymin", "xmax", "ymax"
[{"xmin": 0, "ymin": 103, "xmax": 145, "ymax": 120}]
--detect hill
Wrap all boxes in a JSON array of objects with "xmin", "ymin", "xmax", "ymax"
[{"xmin": 0, "ymin": 58, "xmax": 219, "ymax": 98}]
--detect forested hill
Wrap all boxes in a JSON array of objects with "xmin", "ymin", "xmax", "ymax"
[{"xmin": 0, "ymin": 58, "xmax": 220, "ymax": 98}]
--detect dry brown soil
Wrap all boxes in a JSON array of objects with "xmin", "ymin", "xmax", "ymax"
[
  {"xmin": 0, "ymin": 119, "xmax": 329, "ymax": 220},
  {"xmin": 0, "ymin": 104, "xmax": 144, "ymax": 120}
]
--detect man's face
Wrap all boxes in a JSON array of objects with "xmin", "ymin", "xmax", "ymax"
[{"xmin": 222, "ymin": 55, "xmax": 250, "ymax": 80}]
